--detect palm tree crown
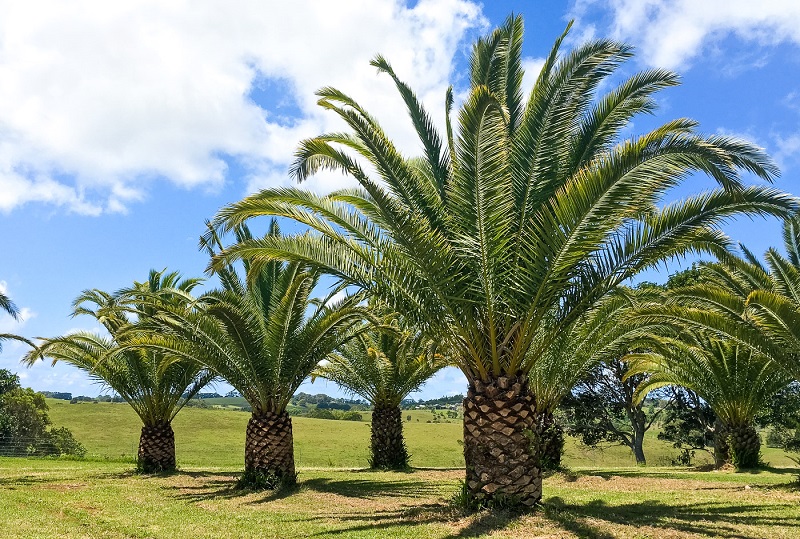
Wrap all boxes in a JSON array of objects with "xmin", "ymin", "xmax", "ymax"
[
  {"xmin": 23, "ymin": 269, "xmax": 213, "ymax": 472},
  {"xmin": 206, "ymin": 14, "xmax": 796, "ymax": 507},
  {"xmin": 315, "ymin": 316, "xmax": 446, "ymax": 469}
]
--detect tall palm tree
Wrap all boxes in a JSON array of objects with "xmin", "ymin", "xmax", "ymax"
[
  {"xmin": 314, "ymin": 317, "xmax": 447, "ymax": 469},
  {"xmin": 128, "ymin": 221, "xmax": 370, "ymax": 488},
  {"xmin": 208, "ymin": 16, "xmax": 795, "ymax": 507},
  {"xmin": 22, "ymin": 269, "xmax": 213, "ymax": 472},
  {"xmin": 626, "ymin": 336, "xmax": 790, "ymax": 468}
]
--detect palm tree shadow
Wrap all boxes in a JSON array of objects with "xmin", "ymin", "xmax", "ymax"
[
  {"xmin": 300, "ymin": 477, "xmax": 440, "ymax": 499},
  {"xmin": 543, "ymin": 496, "xmax": 800, "ymax": 539},
  {"xmin": 301, "ymin": 504, "xmax": 521, "ymax": 538},
  {"xmin": 166, "ymin": 470, "xmax": 298, "ymax": 503}
]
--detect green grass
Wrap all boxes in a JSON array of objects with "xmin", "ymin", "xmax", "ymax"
[
  {"xmin": 1, "ymin": 459, "xmax": 799, "ymax": 538},
  {"xmin": 44, "ymin": 399, "xmax": 797, "ymax": 469},
  {"xmin": 2, "ymin": 401, "xmax": 798, "ymax": 537}
]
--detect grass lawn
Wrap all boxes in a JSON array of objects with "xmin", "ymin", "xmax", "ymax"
[
  {"xmin": 44, "ymin": 399, "xmax": 797, "ymax": 469},
  {"xmin": 1, "ymin": 459, "xmax": 799, "ymax": 538},
  {"xmin": 1, "ymin": 399, "xmax": 794, "ymax": 537}
]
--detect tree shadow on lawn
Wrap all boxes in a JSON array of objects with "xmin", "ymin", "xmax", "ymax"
[
  {"xmin": 300, "ymin": 476, "xmax": 443, "ymax": 499},
  {"xmin": 301, "ymin": 504, "xmax": 522, "ymax": 538},
  {"xmin": 573, "ymin": 465, "xmax": 798, "ymax": 481},
  {"xmin": 543, "ymin": 496, "xmax": 800, "ymax": 539}
]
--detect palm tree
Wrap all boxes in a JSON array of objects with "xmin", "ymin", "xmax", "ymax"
[
  {"xmin": 0, "ymin": 291, "xmax": 17, "ymax": 319},
  {"xmin": 529, "ymin": 289, "xmax": 663, "ymax": 468},
  {"xmin": 208, "ymin": 16, "xmax": 795, "ymax": 507},
  {"xmin": 314, "ymin": 317, "xmax": 447, "ymax": 469},
  {"xmin": 626, "ymin": 336, "xmax": 790, "ymax": 468},
  {"xmin": 128, "ymin": 221, "xmax": 370, "ymax": 488},
  {"xmin": 0, "ymin": 291, "xmax": 37, "ymax": 353},
  {"xmin": 22, "ymin": 269, "xmax": 213, "ymax": 473}
]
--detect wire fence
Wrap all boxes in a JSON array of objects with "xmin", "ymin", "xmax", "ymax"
[{"xmin": 0, "ymin": 436, "xmax": 90, "ymax": 458}]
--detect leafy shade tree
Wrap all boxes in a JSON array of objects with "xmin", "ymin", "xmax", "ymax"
[
  {"xmin": 627, "ymin": 337, "xmax": 790, "ymax": 468},
  {"xmin": 0, "ymin": 369, "xmax": 85, "ymax": 457},
  {"xmin": 561, "ymin": 269, "xmax": 706, "ymax": 465},
  {"xmin": 657, "ymin": 387, "xmax": 717, "ymax": 466},
  {"xmin": 208, "ymin": 16, "xmax": 795, "ymax": 507},
  {"xmin": 128, "ymin": 222, "xmax": 369, "ymax": 488},
  {"xmin": 314, "ymin": 319, "xmax": 447, "ymax": 469},
  {"xmin": 23, "ymin": 270, "xmax": 213, "ymax": 472},
  {"xmin": 563, "ymin": 357, "xmax": 670, "ymax": 465}
]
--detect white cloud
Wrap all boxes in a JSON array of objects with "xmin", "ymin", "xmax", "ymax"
[
  {"xmin": 520, "ymin": 57, "xmax": 546, "ymax": 98},
  {"xmin": 574, "ymin": 0, "xmax": 800, "ymax": 69},
  {"xmin": 0, "ymin": 0, "xmax": 485, "ymax": 214}
]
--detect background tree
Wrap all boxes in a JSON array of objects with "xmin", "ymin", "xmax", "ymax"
[
  {"xmin": 627, "ymin": 336, "xmax": 790, "ymax": 468},
  {"xmin": 314, "ymin": 317, "xmax": 447, "ymax": 469},
  {"xmin": 562, "ymin": 357, "xmax": 670, "ymax": 465},
  {"xmin": 128, "ymin": 222, "xmax": 369, "ymax": 488},
  {"xmin": 0, "ymin": 369, "xmax": 85, "ymax": 457},
  {"xmin": 657, "ymin": 387, "xmax": 717, "ymax": 466},
  {"xmin": 209, "ymin": 16, "xmax": 794, "ymax": 508},
  {"xmin": 23, "ymin": 269, "xmax": 213, "ymax": 472}
]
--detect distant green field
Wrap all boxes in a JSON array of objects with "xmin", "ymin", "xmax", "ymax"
[{"xmin": 43, "ymin": 398, "xmax": 799, "ymax": 470}]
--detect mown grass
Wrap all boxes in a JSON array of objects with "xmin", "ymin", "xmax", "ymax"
[
  {"xmin": 2, "ymin": 458, "xmax": 799, "ymax": 538},
  {"xmin": 44, "ymin": 399, "xmax": 797, "ymax": 469},
  {"xmin": 4, "ymin": 399, "xmax": 794, "ymax": 537}
]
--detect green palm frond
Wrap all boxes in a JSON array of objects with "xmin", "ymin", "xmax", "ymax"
[
  {"xmin": 124, "ymin": 221, "xmax": 372, "ymax": 415},
  {"xmin": 23, "ymin": 269, "xmax": 213, "ymax": 426},
  {"xmin": 315, "ymin": 315, "xmax": 449, "ymax": 408},
  {"xmin": 209, "ymin": 15, "xmax": 796, "ymax": 384}
]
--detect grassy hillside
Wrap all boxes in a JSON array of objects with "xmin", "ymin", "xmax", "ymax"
[{"xmin": 44, "ymin": 398, "xmax": 797, "ymax": 469}]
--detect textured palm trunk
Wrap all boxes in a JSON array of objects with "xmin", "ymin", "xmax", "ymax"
[
  {"xmin": 728, "ymin": 423, "xmax": 760, "ymax": 469},
  {"xmin": 537, "ymin": 410, "xmax": 564, "ymax": 471},
  {"xmin": 370, "ymin": 404, "xmax": 409, "ymax": 469},
  {"xmin": 244, "ymin": 411, "xmax": 296, "ymax": 485},
  {"xmin": 713, "ymin": 420, "xmax": 730, "ymax": 467},
  {"xmin": 138, "ymin": 422, "xmax": 176, "ymax": 473},
  {"xmin": 463, "ymin": 374, "xmax": 541, "ymax": 509}
]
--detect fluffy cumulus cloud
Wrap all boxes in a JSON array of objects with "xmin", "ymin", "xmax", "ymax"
[
  {"xmin": 0, "ymin": 0, "xmax": 485, "ymax": 214},
  {"xmin": 572, "ymin": 0, "xmax": 800, "ymax": 69}
]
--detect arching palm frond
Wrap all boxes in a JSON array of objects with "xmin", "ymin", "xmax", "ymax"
[
  {"xmin": 315, "ymin": 318, "xmax": 448, "ymax": 409},
  {"xmin": 206, "ymin": 14, "xmax": 797, "ymax": 505}
]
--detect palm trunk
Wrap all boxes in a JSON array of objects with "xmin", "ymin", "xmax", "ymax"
[
  {"xmin": 728, "ymin": 423, "xmax": 760, "ymax": 469},
  {"xmin": 463, "ymin": 373, "xmax": 540, "ymax": 509},
  {"xmin": 537, "ymin": 410, "xmax": 564, "ymax": 471},
  {"xmin": 713, "ymin": 420, "xmax": 730, "ymax": 467},
  {"xmin": 243, "ymin": 411, "xmax": 296, "ymax": 487},
  {"xmin": 370, "ymin": 404, "xmax": 409, "ymax": 469},
  {"xmin": 138, "ymin": 422, "xmax": 176, "ymax": 473}
]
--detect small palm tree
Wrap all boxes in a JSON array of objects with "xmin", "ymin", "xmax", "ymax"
[
  {"xmin": 627, "ymin": 335, "xmax": 789, "ymax": 468},
  {"xmin": 22, "ymin": 270, "xmax": 213, "ymax": 472},
  {"xmin": 128, "ymin": 221, "xmax": 370, "ymax": 488},
  {"xmin": 529, "ymin": 290, "xmax": 662, "ymax": 467},
  {"xmin": 208, "ymin": 16, "xmax": 795, "ymax": 507},
  {"xmin": 314, "ymin": 317, "xmax": 447, "ymax": 469}
]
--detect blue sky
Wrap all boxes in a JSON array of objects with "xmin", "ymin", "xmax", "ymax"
[{"xmin": 1, "ymin": 0, "xmax": 799, "ymax": 400}]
